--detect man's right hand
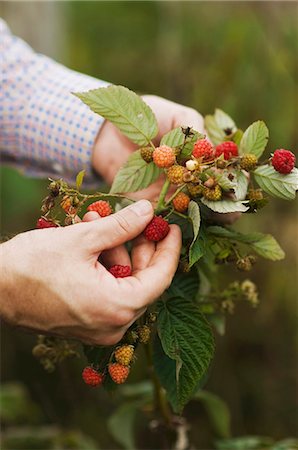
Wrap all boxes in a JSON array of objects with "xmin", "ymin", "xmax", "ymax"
[{"xmin": 0, "ymin": 200, "xmax": 181, "ymax": 345}]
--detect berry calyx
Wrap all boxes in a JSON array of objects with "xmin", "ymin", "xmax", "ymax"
[
  {"xmin": 167, "ymin": 165, "xmax": 185, "ymax": 185},
  {"xmin": 203, "ymin": 185, "xmax": 222, "ymax": 201},
  {"xmin": 172, "ymin": 192, "xmax": 190, "ymax": 213},
  {"xmin": 215, "ymin": 141, "xmax": 238, "ymax": 160},
  {"xmin": 82, "ymin": 367, "xmax": 104, "ymax": 387},
  {"xmin": 140, "ymin": 147, "xmax": 154, "ymax": 163},
  {"xmin": 271, "ymin": 149, "xmax": 296, "ymax": 174},
  {"xmin": 36, "ymin": 217, "xmax": 58, "ymax": 229},
  {"xmin": 87, "ymin": 200, "xmax": 113, "ymax": 217},
  {"xmin": 109, "ymin": 265, "xmax": 132, "ymax": 278},
  {"xmin": 240, "ymin": 154, "xmax": 258, "ymax": 171},
  {"xmin": 114, "ymin": 345, "xmax": 134, "ymax": 366},
  {"xmin": 153, "ymin": 145, "xmax": 176, "ymax": 168},
  {"xmin": 192, "ymin": 139, "xmax": 214, "ymax": 161},
  {"xmin": 137, "ymin": 325, "xmax": 151, "ymax": 344},
  {"xmin": 144, "ymin": 216, "xmax": 170, "ymax": 242},
  {"xmin": 108, "ymin": 363, "xmax": 130, "ymax": 384}
]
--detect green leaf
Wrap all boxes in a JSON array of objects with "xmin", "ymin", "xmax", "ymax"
[
  {"xmin": 272, "ymin": 439, "xmax": 298, "ymax": 450},
  {"xmin": 194, "ymin": 390, "xmax": 231, "ymax": 438},
  {"xmin": 180, "ymin": 130, "xmax": 202, "ymax": 159},
  {"xmin": 234, "ymin": 170, "xmax": 249, "ymax": 200},
  {"xmin": 156, "ymin": 297, "xmax": 215, "ymax": 412},
  {"xmin": 254, "ymin": 165, "xmax": 298, "ymax": 200},
  {"xmin": 188, "ymin": 201, "xmax": 204, "ymax": 267},
  {"xmin": 110, "ymin": 150, "xmax": 162, "ymax": 193},
  {"xmin": 108, "ymin": 402, "xmax": 139, "ymax": 450},
  {"xmin": 167, "ymin": 269, "xmax": 200, "ymax": 301},
  {"xmin": 201, "ymin": 198, "xmax": 249, "ymax": 213},
  {"xmin": 160, "ymin": 127, "xmax": 185, "ymax": 147},
  {"xmin": 212, "ymin": 171, "xmax": 237, "ymax": 191},
  {"xmin": 76, "ymin": 170, "xmax": 85, "ymax": 190},
  {"xmin": 74, "ymin": 85, "xmax": 158, "ymax": 146},
  {"xmin": 232, "ymin": 129, "xmax": 244, "ymax": 146},
  {"xmin": 205, "ymin": 109, "xmax": 237, "ymax": 146},
  {"xmin": 207, "ymin": 226, "xmax": 285, "ymax": 261},
  {"xmin": 215, "ymin": 436, "xmax": 274, "ymax": 450},
  {"xmin": 239, "ymin": 121, "xmax": 269, "ymax": 158},
  {"xmin": 214, "ymin": 109, "xmax": 237, "ymax": 133}
]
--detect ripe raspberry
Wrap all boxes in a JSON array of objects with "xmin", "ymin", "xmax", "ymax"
[
  {"xmin": 140, "ymin": 147, "xmax": 154, "ymax": 163},
  {"xmin": 144, "ymin": 216, "xmax": 170, "ymax": 242},
  {"xmin": 108, "ymin": 363, "xmax": 130, "ymax": 384},
  {"xmin": 87, "ymin": 200, "xmax": 113, "ymax": 217},
  {"xmin": 247, "ymin": 189, "xmax": 263, "ymax": 201},
  {"xmin": 167, "ymin": 165, "xmax": 185, "ymax": 184},
  {"xmin": 203, "ymin": 185, "xmax": 222, "ymax": 201},
  {"xmin": 187, "ymin": 183, "xmax": 204, "ymax": 198},
  {"xmin": 137, "ymin": 325, "xmax": 151, "ymax": 344},
  {"xmin": 109, "ymin": 265, "xmax": 132, "ymax": 278},
  {"xmin": 82, "ymin": 367, "xmax": 104, "ymax": 387},
  {"xmin": 36, "ymin": 217, "xmax": 58, "ymax": 229},
  {"xmin": 192, "ymin": 139, "xmax": 214, "ymax": 161},
  {"xmin": 153, "ymin": 145, "xmax": 176, "ymax": 168},
  {"xmin": 240, "ymin": 154, "xmax": 258, "ymax": 171},
  {"xmin": 272, "ymin": 149, "xmax": 296, "ymax": 174},
  {"xmin": 114, "ymin": 345, "xmax": 134, "ymax": 366},
  {"xmin": 215, "ymin": 141, "xmax": 238, "ymax": 160},
  {"xmin": 172, "ymin": 192, "xmax": 190, "ymax": 213}
]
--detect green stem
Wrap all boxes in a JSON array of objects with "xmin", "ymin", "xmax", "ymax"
[
  {"xmin": 155, "ymin": 179, "xmax": 171, "ymax": 214},
  {"xmin": 165, "ymin": 184, "xmax": 186, "ymax": 206},
  {"xmin": 144, "ymin": 341, "xmax": 172, "ymax": 426}
]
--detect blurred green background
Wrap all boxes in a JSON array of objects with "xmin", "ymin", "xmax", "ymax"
[{"xmin": 0, "ymin": 2, "xmax": 297, "ymax": 449}]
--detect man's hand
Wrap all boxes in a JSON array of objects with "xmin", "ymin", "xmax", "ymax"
[
  {"xmin": 0, "ymin": 200, "xmax": 181, "ymax": 345},
  {"xmin": 92, "ymin": 95, "xmax": 205, "ymax": 201}
]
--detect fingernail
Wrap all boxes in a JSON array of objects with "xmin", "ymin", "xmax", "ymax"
[{"xmin": 130, "ymin": 200, "xmax": 153, "ymax": 216}]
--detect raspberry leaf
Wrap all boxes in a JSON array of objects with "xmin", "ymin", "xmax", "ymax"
[
  {"xmin": 205, "ymin": 109, "xmax": 237, "ymax": 146},
  {"xmin": 74, "ymin": 85, "xmax": 158, "ymax": 146},
  {"xmin": 110, "ymin": 150, "xmax": 162, "ymax": 193},
  {"xmin": 188, "ymin": 201, "xmax": 204, "ymax": 267},
  {"xmin": 155, "ymin": 297, "xmax": 215, "ymax": 413},
  {"xmin": 234, "ymin": 170, "xmax": 249, "ymax": 200},
  {"xmin": 239, "ymin": 121, "xmax": 269, "ymax": 158},
  {"xmin": 193, "ymin": 390, "xmax": 231, "ymax": 438},
  {"xmin": 253, "ymin": 165, "xmax": 298, "ymax": 200},
  {"xmin": 167, "ymin": 270, "xmax": 200, "ymax": 300},
  {"xmin": 108, "ymin": 402, "xmax": 140, "ymax": 450},
  {"xmin": 201, "ymin": 199, "xmax": 249, "ymax": 213},
  {"xmin": 160, "ymin": 127, "xmax": 185, "ymax": 147},
  {"xmin": 180, "ymin": 130, "xmax": 201, "ymax": 159}
]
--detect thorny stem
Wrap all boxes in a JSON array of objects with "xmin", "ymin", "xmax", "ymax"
[{"xmin": 144, "ymin": 340, "xmax": 172, "ymax": 426}]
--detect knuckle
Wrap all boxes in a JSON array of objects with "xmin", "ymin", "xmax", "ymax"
[
  {"xmin": 100, "ymin": 333, "xmax": 124, "ymax": 346},
  {"xmin": 110, "ymin": 308, "xmax": 134, "ymax": 328},
  {"xmin": 113, "ymin": 213, "xmax": 131, "ymax": 234}
]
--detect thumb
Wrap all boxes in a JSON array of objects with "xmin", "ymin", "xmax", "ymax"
[{"xmin": 86, "ymin": 200, "xmax": 154, "ymax": 252}]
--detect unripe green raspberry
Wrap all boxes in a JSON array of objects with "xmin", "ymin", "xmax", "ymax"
[
  {"xmin": 187, "ymin": 183, "xmax": 204, "ymax": 198},
  {"xmin": 140, "ymin": 147, "xmax": 154, "ymax": 163},
  {"xmin": 203, "ymin": 185, "xmax": 222, "ymax": 201},
  {"xmin": 240, "ymin": 154, "xmax": 258, "ymax": 170}
]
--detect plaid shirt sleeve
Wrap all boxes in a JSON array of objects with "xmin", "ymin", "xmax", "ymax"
[{"xmin": 0, "ymin": 19, "xmax": 108, "ymax": 187}]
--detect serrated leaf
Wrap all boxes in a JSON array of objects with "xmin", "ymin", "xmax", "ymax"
[
  {"xmin": 180, "ymin": 130, "xmax": 202, "ymax": 159},
  {"xmin": 76, "ymin": 170, "xmax": 85, "ymax": 190},
  {"xmin": 254, "ymin": 165, "xmax": 298, "ymax": 200},
  {"xmin": 188, "ymin": 201, "xmax": 204, "ymax": 266},
  {"xmin": 110, "ymin": 150, "xmax": 162, "ymax": 193},
  {"xmin": 156, "ymin": 297, "xmax": 215, "ymax": 412},
  {"xmin": 234, "ymin": 170, "xmax": 249, "ymax": 200},
  {"xmin": 232, "ymin": 129, "xmax": 244, "ymax": 146},
  {"xmin": 201, "ymin": 198, "xmax": 249, "ymax": 213},
  {"xmin": 204, "ymin": 115, "xmax": 226, "ymax": 146},
  {"xmin": 239, "ymin": 121, "xmax": 269, "ymax": 158},
  {"xmin": 74, "ymin": 85, "xmax": 158, "ymax": 146},
  {"xmin": 214, "ymin": 109, "xmax": 237, "ymax": 133},
  {"xmin": 194, "ymin": 390, "xmax": 231, "ymax": 438},
  {"xmin": 207, "ymin": 226, "xmax": 285, "ymax": 261},
  {"xmin": 167, "ymin": 269, "xmax": 200, "ymax": 300},
  {"xmin": 160, "ymin": 127, "xmax": 185, "ymax": 147},
  {"xmin": 213, "ymin": 172, "xmax": 237, "ymax": 191}
]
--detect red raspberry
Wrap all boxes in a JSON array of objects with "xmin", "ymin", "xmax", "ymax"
[
  {"xmin": 153, "ymin": 145, "xmax": 176, "ymax": 168},
  {"xmin": 172, "ymin": 192, "xmax": 190, "ymax": 213},
  {"xmin": 272, "ymin": 149, "xmax": 296, "ymax": 174},
  {"xmin": 87, "ymin": 200, "xmax": 113, "ymax": 217},
  {"xmin": 36, "ymin": 217, "xmax": 58, "ymax": 229},
  {"xmin": 215, "ymin": 141, "xmax": 238, "ymax": 160},
  {"xmin": 108, "ymin": 363, "xmax": 130, "ymax": 384},
  {"xmin": 192, "ymin": 139, "xmax": 214, "ymax": 161},
  {"xmin": 109, "ymin": 265, "xmax": 132, "ymax": 278},
  {"xmin": 144, "ymin": 216, "xmax": 170, "ymax": 242},
  {"xmin": 82, "ymin": 367, "xmax": 104, "ymax": 387}
]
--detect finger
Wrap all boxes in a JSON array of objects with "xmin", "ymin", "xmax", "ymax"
[
  {"xmin": 131, "ymin": 235, "xmax": 155, "ymax": 271},
  {"xmin": 83, "ymin": 211, "xmax": 101, "ymax": 222},
  {"xmin": 173, "ymin": 108, "xmax": 205, "ymax": 134},
  {"xmin": 128, "ymin": 225, "xmax": 182, "ymax": 308},
  {"xmin": 101, "ymin": 245, "xmax": 131, "ymax": 268},
  {"xmin": 85, "ymin": 200, "xmax": 154, "ymax": 252}
]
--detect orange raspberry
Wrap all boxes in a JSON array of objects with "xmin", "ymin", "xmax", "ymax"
[
  {"xmin": 153, "ymin": 145, "xmax": 176, "ymax": 168},
  {"xmin": 82, "ymin": 367, "xmax": 104, "ymax": 387},
  {"xmin": 172, "ymin": 192, "xmax": 190, "ymax": 212},
  {"xmin": 108, "ymin": 363, "xmax": 130, "ymax": 384},
  {"xmin": 87, "ymin": 200, "xmax": 113, "ymax": 217}
]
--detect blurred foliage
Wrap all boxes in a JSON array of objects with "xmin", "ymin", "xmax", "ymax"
[{"xmin": 0, "ymin": 2, "xmax": 297, "ymax": 449}]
